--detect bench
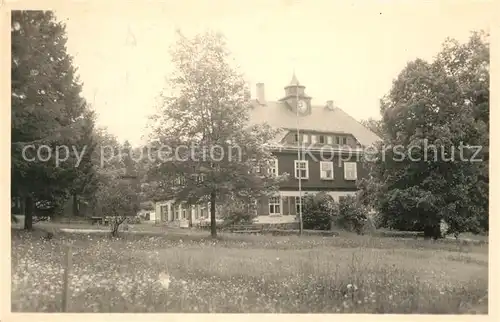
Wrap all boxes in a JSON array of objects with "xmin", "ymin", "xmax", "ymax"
[
  {"xmin": 229, "ymin": 224, "xmax": 263, "ymax": 233},
  {"xmin": 90, "ymin": 217, "xmax": 108, "ymax": 225}
]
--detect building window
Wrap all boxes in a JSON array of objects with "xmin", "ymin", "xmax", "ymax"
[
  {"xmin": 320, "ymin": 161, "xmax": 334, "ymax": 180},
  {"xmin": 294, "ymin": 134, "xmax": 299, "ymax": 142},
  {"xmin": 200, "ymin": 206, "xmax": 207, "ymax": 218},
  {"xmin": 344, "ymin": 162, "xmax": 358, "ymax": 181},
  {"xmin": 294, "ymin": 160, "xmax": 309, "ymax": 179},
  {"xmin": 311, "ymin": 135, "xmax": 317, "ymax": 144},
  {"xmin": 174, "ymin": 175, "xmax": 186, "ymax": 186},
  {"xmin": 319, "ymin": 135, "xmax": 325, "ymax": 144},
  {"xmin": 252, "ymin": 199, "xmax": 258, "ymax": 216},
  {"xmin": 161, "ymin": 205, "xmax": 168, "ymax": 221},
  {"xmin": 181, "ymin": 205, "xmax": 187, "ymax": 219},
  {"xmin": 327, "ymin": 136, "xmax": 333, "ymax": 145},
  {"xmin": 294, "ymin": 196, "xmax": 305, "ymax": 215},
  {"xmin": 268, "ymin": 158, "xmax": 278, "ymax": 176},
  {"xmin": 335, "ymin": 136, "xmax": 340, "ymax": 144},
  {"xmin": 174, "ymin": 205, "xmax": 180, "ymax": 220},
  {"xmin": 269, "ymin": 196, "xmax": 281, "ymax": 215},
  {"xmin": 342, "ymin": 137, "xmax": 348, "ymax": 145},
  {"xmin": 303, "ymin": 134, "xmax": 309, "ymax": 143}
]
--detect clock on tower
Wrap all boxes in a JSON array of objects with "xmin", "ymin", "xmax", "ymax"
[{"xmin": 297, "ymin": 99, "xmax": 308, "ymax": 114}]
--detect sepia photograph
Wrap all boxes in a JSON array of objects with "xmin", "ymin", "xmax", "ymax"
[{"xmin": 7, "ymin": 0, "xmax": 491, "ymax": 315}]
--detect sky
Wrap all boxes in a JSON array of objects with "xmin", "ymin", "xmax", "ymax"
[{"xmin": 52, "ymin": 0, "xmax": 492, "ymax": 145}]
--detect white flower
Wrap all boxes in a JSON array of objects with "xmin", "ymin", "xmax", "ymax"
[
  {"xmin": 158, "ymin": 272, "xmax": 171, "ymax": 290},
  {"xmin": 347, "ymin": 284, "xmax": 353, "ymax": 289}
]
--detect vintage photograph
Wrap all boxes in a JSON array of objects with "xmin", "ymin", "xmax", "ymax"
[{"xmin": 10, "ymin": 0, "xmax": 489, "ymax": 314}]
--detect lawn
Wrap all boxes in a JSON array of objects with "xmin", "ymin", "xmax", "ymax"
[{"xmin": 11, "ymin": 227, "xmax": 488, "ymax": 313}]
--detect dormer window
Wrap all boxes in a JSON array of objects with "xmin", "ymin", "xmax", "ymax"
[
  {"xmin": 327, "ymin": 136, "xmax": 333, "ymax": 145},
  {"xmin": 319, "ymin": 135, "xmax": 325, "ymax": 144},
  {"xmin": 335, "ymin": 136, "xmax": 340, "ymax": 144},
  {"xmin": 342, "ymin": 137, "xmax": 347, "ymax": 145},
  {"xmin": 311, "ymin": 135, "xmax": 317, "ymax": 144}
]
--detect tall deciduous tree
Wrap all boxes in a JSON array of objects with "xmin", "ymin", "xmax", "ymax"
[
  {"xmin": 147, "ymin": 31, "xmax": 286, "ymax": 237},
  {"xmin": 69, "ymin": 109, "xmax": 99, "ymax": 216},
  {"xmin": 94, "ymin": 140, "xmax": 140, "ymax": 236},
  {"xmin": 11, "ymin": 11, "xmax": 92, "ymax": 228},
  {"xmin": 360, "ymin": 118, "xmax": 386, "ymax": 139},
  {"xmin": 359, "ymin": 31, "xmax": 489, "ymax": 238}
]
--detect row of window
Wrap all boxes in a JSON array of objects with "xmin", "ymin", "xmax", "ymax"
[
  {"xmin": 268, "ymin": 195, "xmax": 350, "ymax": 216},
  {"xmin": 294, "ymin": 134, "xmax": 348, "ymax": 145},
  {"xmin": 268, "ymin": 196, "xmax": 305, "ymax": 216},
  {"xmin": 160, "ymin": 203, "xmax": 210, "ymax": 221},
  {"xmin": 295, "ymin": 160, "xmax": 358, "ymax": 180},
  {"xmin": 174, "ymin": 173, "xmax": 205, "ymax": 186},
  {"xmin": 256, "ymin": 158, "xmax": 358, "ymax": 181},
  {"xmin": 174, "ymin": 159, "xmax": 358, "ymax": 186}
]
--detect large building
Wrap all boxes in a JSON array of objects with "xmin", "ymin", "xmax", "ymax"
[{"xmin": 155, "ymin": 74, "xmax": 381, "ymax": 226}]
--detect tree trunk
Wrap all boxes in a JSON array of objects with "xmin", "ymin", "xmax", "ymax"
[
  {"xmin": 72, "ymin": 194, "xmax": 79, "ymax": 216},
  {"xmin": 210, "ymin": 191, "xmax": 217, "ymax": 238},
  {"xmin": 20, "ymin": 196, "xmax": 25, "ymax": 215},
  {"xmin": 24, "ymin": 195, "xmax": 34, "ymax": 230}
]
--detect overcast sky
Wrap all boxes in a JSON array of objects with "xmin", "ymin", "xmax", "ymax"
[{"xmin": 52, "ymin": 0, "xmax": 491, "ymax": 145}]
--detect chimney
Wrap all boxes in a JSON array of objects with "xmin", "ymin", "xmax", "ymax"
[
  {"xmin": 256, "ymin": 83, "xmax": 265, "ymax": 105},
  {"xmin": 326, "ymin": 100, "xmax": 334, "ymax": 110},
  {"xmin": 243, "ymin": 87, "xmax": 251, "ymax": 101}
]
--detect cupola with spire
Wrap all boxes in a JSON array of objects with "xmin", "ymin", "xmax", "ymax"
[{"xmin": 279, "ymin": 72, "xmax": 312, "ymax": 115}]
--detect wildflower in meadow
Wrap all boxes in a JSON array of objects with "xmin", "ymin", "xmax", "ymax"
[{"xmin": 159, "ymin": 272, "xmax": 171, "ymax": 290}]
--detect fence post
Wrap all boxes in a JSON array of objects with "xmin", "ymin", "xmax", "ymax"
[{"xmin": 62, "ymin": 244, "xmax": 73, "ymax": 312}]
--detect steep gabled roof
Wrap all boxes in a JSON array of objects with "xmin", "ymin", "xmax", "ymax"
[{"xmin": 248, "ymin": 100, "xmax": 381, "ymax": 147}]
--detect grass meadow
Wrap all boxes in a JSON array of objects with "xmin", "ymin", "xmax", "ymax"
[{"xmin": 11, "ymin": 227, "xmax": 488, "ymax": 313}]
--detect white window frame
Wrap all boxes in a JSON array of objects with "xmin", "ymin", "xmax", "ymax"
[
  {"xmin": 181, "ymin": 204, "xmax": 187, "ymax": 219},
  {"xmin": 294, "ymin": 196, "xmax": 306, "ymax": 215},
  {"xmin": 303, "ymin": 134, "xmax": 309, "ymax": 143},
  {"xmin": 311, "ymin": 135, "xmax": 317, "ymax": 144},
  {"xmin": 294, "ymin": 160, "xmax": 309, "ymax": 179},
  {"xmin": 174, "ymin": 175, "xmax": 186, "ymax": 186},
  {"xmin": 268, "ymin": 158, "xmax": 278, "ymax": 177},
  {"xmin": 269, "ymin": 196, "xmax": 281, "ymax": 215},
  {"xmin": 344, "ymin": 162, "xmax": 358, "ymax": 181},
  {"xmin": 174, "ymin": 205, "xmax": 180, "ymax": 220},
  {"xmin": 320, "ymin": 161, "xmax": 334, "ymax": 180},
  {"xmin": 327, "ymin": 136, "xmax": 333, "ymax": 145},
  {"xmin": 249, "ymin": 158, "xmax": 260, "ymax": 174}
]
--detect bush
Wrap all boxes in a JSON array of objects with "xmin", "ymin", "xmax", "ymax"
[
  {"xmin": 302, "ymin": 193, "xmax": 338, "ymax": 231},
  {"xmin": 126, "ymin": 217, "xmax": 141, "ymax": 224},
  {"xmin": 220, "ymin": 199, "xmax": 256, "ymax": 225},
  {"xmin": 335, "ymin": 195, "xmax": 368, "ymax": 234}
]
